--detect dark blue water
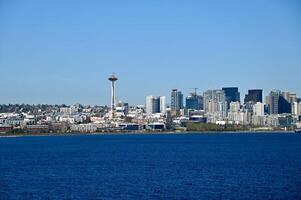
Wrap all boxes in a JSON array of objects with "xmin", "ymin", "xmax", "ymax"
[{"xmin": 1, "ymin": 133, "xmax": 301, "ymax": 200}]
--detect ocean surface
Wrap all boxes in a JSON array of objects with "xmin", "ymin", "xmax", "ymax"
[{"xmin": 0, "ymin": 133, "xmax": 301, "ymax": 200}]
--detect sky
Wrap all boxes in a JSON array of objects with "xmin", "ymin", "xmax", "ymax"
[{"xmin": 0, "ymin": 0, "xmax": 300, "ymax": 106}]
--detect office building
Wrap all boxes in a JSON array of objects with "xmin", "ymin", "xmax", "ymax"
[
  {"xmin": 186, "ymin": 93, "xmax": 203, "ymax": 110},
  {"xmin": 222, "ymin": 87, "xmax": 240, "ymax": 108},
  {"xmin": 282, "ymin": 92, "xmax": 297, "ymax": 104},
  {"xmin": 244, "ymin": 89, "xmax": 263, "ymax": 103},
  {"xmin": 266, "ymin": 90, "xmax": 291, "ymax": 114}
]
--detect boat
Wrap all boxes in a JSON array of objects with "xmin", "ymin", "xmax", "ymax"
[{"xmin": 295, "ymin": 129, "xmax": 301, "ymax": 133}]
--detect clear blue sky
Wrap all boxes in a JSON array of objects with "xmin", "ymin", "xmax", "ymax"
[{"xmin": 0, "ymin": 0, "xmax": 300, "ymax": 105}]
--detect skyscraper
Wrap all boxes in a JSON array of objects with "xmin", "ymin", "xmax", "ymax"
[
  {"xmin": 292, "ymin": 102, "xmax": 301, "ymax": 116},
  {"xmin": 203, "ymin": 89, "xmax": 227, "ymax": 118},
  {"xmin": 266, "ymin": 90, "xmax": 280, "ymax": 114},
  {"xmin": 146, "ymin": 96, "xmax": 166, "ymax": 115},
  {"xmin": 159, "ymin": 96, "xmax": 166, "ymax": 114},
  {"xmin": 222, "ymin": 87, "xmax": 240, "ymax": 108},
  {"xmin": 278, "ymin": 96, "xmax": 291, "ymax": 114},
  {"xmin": 186, "ymin": 93, "xmax": 203, "ymax": 110},
  {"xmin": 171, "ymin": 89, "xmax": 183, "ymax": 116},
  {"xmin": 282, "ymin": 92, "xmax": 297, "ymax": 104},
  {"xmin": 266, "ymin": 90, "xmax": 291, "ymax": 114},
  {"xmin": 244, "ymin": 89, "xmax": 263, "ymax": 104}
]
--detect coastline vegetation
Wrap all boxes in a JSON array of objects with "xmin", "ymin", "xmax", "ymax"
[
  {"xmin": 0, "ymin": 124, "xmax": 295, "ymax": 137},
  {"xmin": 5, "ymin": 129, "xmax": 26, "ymax": 135},
  {"xmin": 186, "ymin": 123, "xmax": 249, "ymax": 132}
]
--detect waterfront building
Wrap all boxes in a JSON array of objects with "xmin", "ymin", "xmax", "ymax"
[
  {"xmin": 228, "ymin": 110, "xmax": 250, "ymax": 125},
  {"xmin": 278, "ymin": 114, "xmax": 295, "ymax": 128},
  {"xmin": 189, "ymin": 115, "xmax": 207, "ymax": 123},
  {"xmin": 147, "ymin": 122, "xmax": 166, "ymax": 130},
  {"xmin": 252, "ymin": 115, "xmax": 266, "ymax": 126},
  {"xmin": 70, "ymin": 123, "xmax": 100, "ymax": 133},
  {"xmin": 265, "ymin": 115, "xmax": 279, "ymax": 127}
]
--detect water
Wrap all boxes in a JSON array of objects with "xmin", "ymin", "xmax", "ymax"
[{"xmin": 0, "ymin": 133, "xmax": 301, "ymax": 200}]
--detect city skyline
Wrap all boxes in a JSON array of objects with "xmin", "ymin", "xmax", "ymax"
[
  {"xmin": 1, "ymin": 1, "xmax": 301, "ymax": 105},
  {"xmin": 1, "ymin": 2, "xmax": 301, "ymax": 199}
]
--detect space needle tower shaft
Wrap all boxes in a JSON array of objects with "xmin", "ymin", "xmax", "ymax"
[{"xmin": 108, "ymin": 74, "xmax": 118, "ymax": 119}]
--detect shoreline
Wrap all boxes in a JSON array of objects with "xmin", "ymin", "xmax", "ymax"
[{"xmin": 0, "ymin": 130, "xmax": 297, "ymax": 137}]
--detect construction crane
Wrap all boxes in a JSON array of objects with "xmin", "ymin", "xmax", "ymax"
[{"xmin": 189, "ymin": 88, "xmax": 198, "ymax": 96}]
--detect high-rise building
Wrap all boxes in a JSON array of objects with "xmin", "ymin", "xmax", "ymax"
[
  {"xmin": 292, "ymin": 102, "xmax": 301, "ymax": 116},
  {"xmin": 282, "ymin": 92, "xmax": 297, "ymax": 104},
  {"xmin": 203, "ymin": 89, "xmax": 227, "ymax": 118},
  {"xmin": 266, "ymin": 90, "xmax": 291, "ymax": 114},
  {"xmin": 227, "ymin": 101, "xmax": 251, "ymax": 125},
  {"xmin": 146, "ymin": 96, "xmax": 166, "ymax": 115},
  {"xmin": 266, "ymin": 90, "xmax": 280, "ymax": 114},
  {"xmin": 160, "ymin": 96, "xmax": 166, "ymax": 114},
  {"xmin": 244, "ymin": 89, "xmax": 263, "ymax": 103},
  {"xmin": 186, "ymin": 93, "xmax": 203, "ymax": 110},
  {"xmin": 229, "ymin": 102, "xmax": 240, "ymax": 112},
  {"xmin": 292, "ymin": 102, "xmax": 297, "ymax": 116},
  {"xmin": 253, "ymin": 102, "xmax": 265, "ymax": 116},
  {"xmin": 278, "ymin": 95, "xmax": 291, "ymax": 114},
  {"xmin": 171, "ymin": 89, "xmax": 183, "ymax": 116},
  {"xmin": 146, "ymin": 96, "xmax": 157, "ymax": 114},
  {"xmin": 222, "ymin": 87, "xmax": 240, "ymax": 108}
]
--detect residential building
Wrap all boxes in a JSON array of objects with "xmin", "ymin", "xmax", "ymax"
[
  {"xmin": 253, "ymin": 102, "xmax": 265, "ymax": 116},
  {"xmin": 146, "ymin": 96, "xmax": 166, "ymax": 115},
  {"xmin": 171, "ymin": 89, "xmax": 183, "ymax": 116},
  {"xmin": 203, "ymin": 89, "xmax": 227, "ymax": 119}
]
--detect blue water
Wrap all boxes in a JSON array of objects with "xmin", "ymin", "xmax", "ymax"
[{"xmin": 0, "ymin": 133, "xmax": 301, "ymax": 200}]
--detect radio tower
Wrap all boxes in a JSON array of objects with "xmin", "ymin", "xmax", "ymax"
[{"xmin": 108, "ymin": 73, "xmax": 118, "ymax": 119}]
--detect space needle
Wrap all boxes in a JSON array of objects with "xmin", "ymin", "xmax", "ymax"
[{"xmin": 108, "ymin": 73, "xmax": 118, "ymax": 119}]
